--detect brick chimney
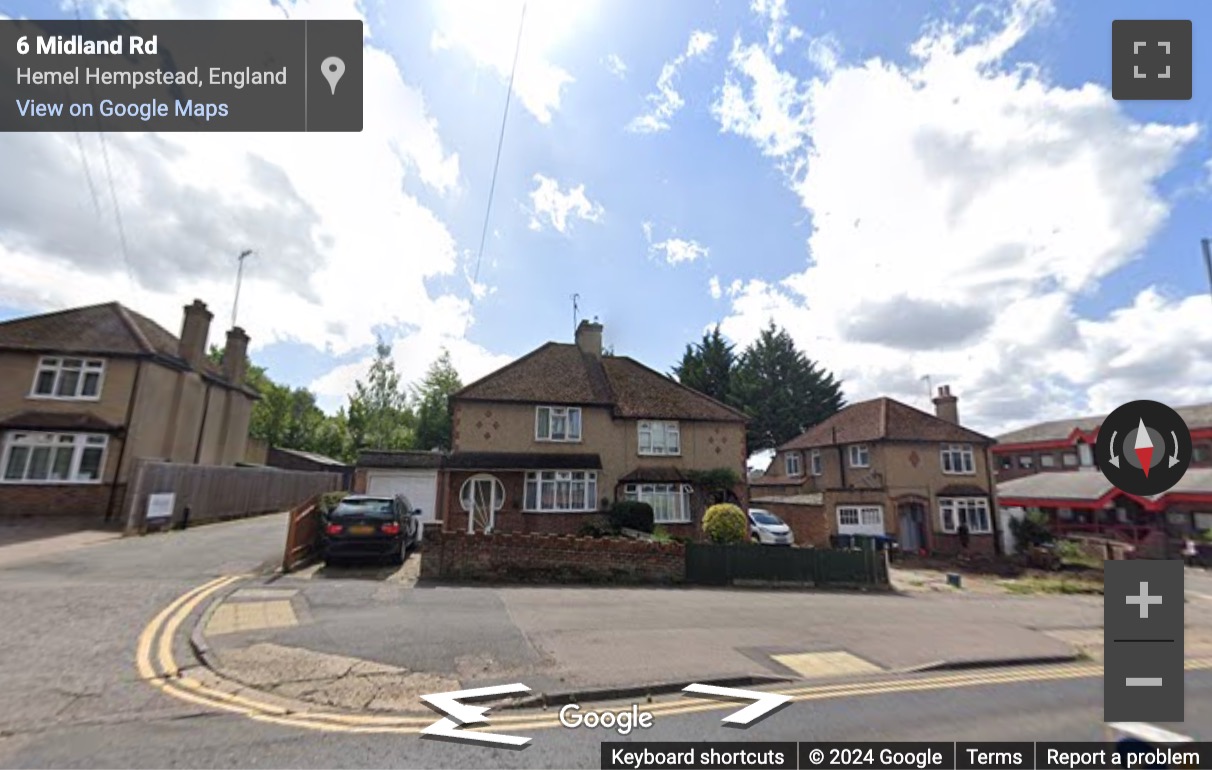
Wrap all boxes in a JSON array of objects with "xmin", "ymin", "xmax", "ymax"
[
  {"xmin": 221, "ymin": 327, "xmax": 250, "ymax": 386},
  {"xmin": 178, "ymin": 299, "xmax": 212, "ymax": 370},
  {"xmin": 933, "ymin": 384, "xmax": 959, "ymax": 425},
  {"xmin": 575, "ymin": 319, "xmax": 603, "ymax": 358}
]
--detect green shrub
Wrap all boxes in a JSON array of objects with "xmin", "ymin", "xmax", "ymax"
[
  {"xmin": 609, "ymin": 500, "xmax": 655, "ymax": 533},
  {"xmin": 702, "ymin": 503, "xmax": 747, "ymax": 544},
  {"xmin": 318, "ymin": 490, "xmax": 348, "ymax": 514},
  {"xmin": 1200, "ymin": 529, "xmax": 1212, "ymax": 543},
  {"xmin": 652, "ymin": 525, "xmax": 673, "ymax": 543},
  {"xmin": 578, "ymin": 517, "xmax": 616, "ymax": 538},
  {"xmin": 1009, "ymin": 510, "xmax": 1053, "ymax": 553}
]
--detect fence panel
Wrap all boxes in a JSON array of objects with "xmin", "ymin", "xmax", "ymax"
[
  {"xmin": 684, "ymin": 543, "xmax": 886, "ymax": 587},
  {"xmin": 282, "ymin": 494, "xmax": 323, "ymax": 572},
  {"xmin": 123, "ymin": 461, "xmax": 342, "ymax": 534}
]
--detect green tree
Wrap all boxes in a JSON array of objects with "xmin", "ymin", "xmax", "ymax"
[
  {"xmin": 411, "ymin": 349, "xmax": 463, "ymax": 451},
  {"xmin": 346, "ymin": 338, "xmax": 415, "ymax": 452},
  {"xmin": 730, "ymin": 322, "xmax": 845, "ymax": 450},
  {"xmin": 672, "ymin": 325, "xmax": 737, "ymax": 406}
]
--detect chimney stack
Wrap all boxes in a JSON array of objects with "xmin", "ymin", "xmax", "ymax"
[
  {"xmin": 179, "ymin": 299, "xmax": 212, "ymax": 370},
  {"xmin": 575, "ymin": 319, "xmax": 603, "ymax": 358},
  {"xmin": 222, "ymin": 327, "xmax": 250, "ymax": 386},
  {"xmin": 933, "ymin": 385, "xmax": 959, "ymax": 425}
]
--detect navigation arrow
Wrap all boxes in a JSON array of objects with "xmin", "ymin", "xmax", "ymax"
[
  {"xmin": 1108, "ymin": 430, "xmax": 1120, "ymax": 468},
  {"xmin": 1169, "ymin": 431, "xmax": 1181, "ymax": 468},
  {"xmin": 420, "ymin": 683, "xmax": 532, "ymax": 747},
  {"xmin": 682, "ymin": 683, "xmax": 792, "ymax": 726}
]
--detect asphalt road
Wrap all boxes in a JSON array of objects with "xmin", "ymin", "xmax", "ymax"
[{"xmin": 1, "ymin": 515, "xmax": 1208, "ymax": 769}]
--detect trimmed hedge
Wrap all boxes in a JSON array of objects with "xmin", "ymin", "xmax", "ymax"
[{"xmin": 608, "ymin": 500, "xmax": 655, "ymax": 534}]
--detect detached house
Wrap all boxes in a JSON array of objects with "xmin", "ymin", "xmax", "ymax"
[
  {"xmin": 0, "ymin": 300, "xmax": 258, "ymax": 520},
  {"xmin": 752, "ymin": 386, "xmax": 1000, "ymax": 554},
  {"xmin": 436, "ymin": 321, "xmax": 749, "ymax": 539}
]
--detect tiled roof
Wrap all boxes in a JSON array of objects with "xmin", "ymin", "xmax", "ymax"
[
  {"xmin": 271, "ymin": 447, "xmax": 349, "ymax": 467},
  {"xmin": 357, "ymin": 450, "xmax": 446, "ymax": 469},
  {"xmin": 453, "ymin": 343, "xmax": 747, "ymax": 422},
  {"xmin": 996, "ymin": 402, "xmax": 1212, "ymax": 444},
  {"xmin": 751, "ymin": 494, "xmax": 825, "ymax": 506},
  {"xmin": 779, "ymin": 397, "xmax": 992, "ymax": 450},
  {"xmin": 996, "ymin": 471, "xmax": 1115, "ymax": 501},
  {"xmin": 0, "ymin": 302, "xmax": 248, "ymax": 392},
  {"xmin": 0, "ymin": 411, "xmax": 123, "ymax": 433},
  {"xmin": 445, "ymin": 452, "xmax": 602, "ymax": 471},
  {"xmin": 618, "ymin": 466, "xmax": 692, "ymax": 483},
  {"xmin": 937, "ymin": 483, "xmax": 991, "ymax": 497}
]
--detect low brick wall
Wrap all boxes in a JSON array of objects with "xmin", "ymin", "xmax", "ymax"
[{"xmin": 420, "ymin": 528, "xmax": 686, "ymax": 584}]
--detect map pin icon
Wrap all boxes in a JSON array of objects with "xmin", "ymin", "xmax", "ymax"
[{"xmin": 321, "ymin": 56, "xmax": 345, "ymax": 95}]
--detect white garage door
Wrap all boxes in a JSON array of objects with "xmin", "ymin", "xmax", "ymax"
[
  {"xmin": 836, "ymin": 505, "xmax": 886, "ymax": 536},
  {"xmin": 365, "ymin": 470, "xmax": 439, "ymax": 537}
]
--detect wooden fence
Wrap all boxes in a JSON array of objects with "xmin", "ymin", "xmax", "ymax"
[
  {"xmin": 282, "ymin": 494, "xmax": 323, "ymax": 572},
  {"xmin": 684, "ymin": 542, "xmax": 889, "ymax": 588},
  {"xmin": 123, "ymin": 461, "xmax": 343, "ymax": 534}
]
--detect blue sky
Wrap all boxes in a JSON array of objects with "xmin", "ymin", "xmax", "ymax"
[{"xmin": 1, "ymin": 0, "xmax": 1211, "ymax": 437}]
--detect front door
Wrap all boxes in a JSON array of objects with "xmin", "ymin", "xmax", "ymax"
[
  {"xmin": 898, "ymin": 503, "xmax": 925, "ymax": 552},
  {"xmin": 462, "ymin": 475, "xmax": 503, "ymax": 534}
]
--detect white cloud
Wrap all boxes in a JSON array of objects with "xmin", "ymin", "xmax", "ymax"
[
  {"xmin": 750, "ymin": 0, "xmax": 791, "ymax": 54},
  {"xmin": 641, "ymin": 222, "xmax": 708, "ymax": 265},
  {"xmin": 527, "ymin": 174, "xmax": 604, "ymax": 233},
  {"xmin": 627, "ymin": 30, "xmax": 717, "ymax": 134},
  {"xmin": 430, "ymin": 0, "xmax": 596, "ymax": 125},
  {"xmin": 713, "ymin": 0, "xmax": 1207, "ymax": 434},
  {"xmin": 604, "ymin": 53, "xmax": 627, "ymax": 78},
  {"xmin": 0, "ymin": 0, "xmax": 522, "ymax": 415},
  {"xmin": 709, "ymin": 276, "xmax": 723, "ymax": 299}
]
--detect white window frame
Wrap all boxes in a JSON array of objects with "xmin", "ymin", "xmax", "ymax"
[
  {"xmin": 810, "ymin": 449, "xmax": 822, "ymax": 476},
  {"xmin": 624, "ymin": 483, "xmax": 694, "ymax": 524},
  {"xmin": 848, "ymin": 444, "xmax": 870, "ymax": 468},
  {"xmin": 785, "ymin": 452, "xmax": 802, "ymax": 477},
  {"xmin": 29, "ymin": 357, "xmax": 106, "ymax": 401},
  {"xmin": 940, "ymin": 443, "xmax": 975, "ymax": 475},
  {"xmin": 535, "ymin": 406, "xmax": 582, "ymax": 443},
  {"xmin": 638, "ymin": 420, "xmax": 681, "ymax": 456},
  {"xmin": 938, "ymin": 497, "xmax": 992, "ymax": 534},
  {"xmin": 523, "ymin": 470, "xmax": 597, "ymax": 512},
  {"xmin": 1, "ymin": 432, "xmax": 108, "ymax": 484},
  {"xmin": 836, "ymin": 505, "xmax": 884, "ymax": 534}
]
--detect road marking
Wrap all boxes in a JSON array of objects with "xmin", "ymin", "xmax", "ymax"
[{"xmin": 137, "ymin": 577, "xmax": 1212, "ymax": 735}]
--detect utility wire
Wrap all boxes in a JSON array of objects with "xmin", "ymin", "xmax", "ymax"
[
  {"xmin": 74, "ymin": 0, "xmax": 137, "ymax": 296},
  {"xmin": 471, "ymin": 2, "xmax": 527, "ymax": 296}
]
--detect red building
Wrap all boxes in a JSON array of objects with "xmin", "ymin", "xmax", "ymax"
[{"xmin": 994, "ymin": 403, "xmax": 1212, "ymax": 556}]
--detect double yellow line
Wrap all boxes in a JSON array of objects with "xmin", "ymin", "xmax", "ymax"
[{"xmin": 137, "ymin": 577, "xmax": 1212, "ymax": 735}]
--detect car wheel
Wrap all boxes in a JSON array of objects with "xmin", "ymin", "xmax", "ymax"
[{"xmin": 751, "ymin": 535, "xmax": 761, "ymax": 544}]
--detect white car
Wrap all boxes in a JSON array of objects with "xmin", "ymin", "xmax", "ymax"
[{"xmin": 748, "ymin": 508, "xmax": 794, "ymax": 546}]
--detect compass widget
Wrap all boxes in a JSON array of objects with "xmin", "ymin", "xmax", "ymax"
[{"xmin": 1095, "ymin": 400, "xmax": 1192, "ymax": 497}]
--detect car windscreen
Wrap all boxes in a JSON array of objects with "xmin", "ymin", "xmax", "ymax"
[
  {"xmin": 329, "ymin": 499, "xmax": 394, "ymax": 518},
  {"xmin": 750, "ymin": 511, "xmax": 783, "ymax": 526}
]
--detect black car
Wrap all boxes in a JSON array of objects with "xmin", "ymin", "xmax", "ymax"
[{"xmin": 321, "ymin": 494, "xmax": 420, "ymax": 565}]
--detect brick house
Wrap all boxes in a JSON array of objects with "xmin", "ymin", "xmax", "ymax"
[
  {"xmin": 0, "ymin": 300, "xmax": 258, "ymax": 520},
  {"xmin": 751, "ymin": 386, "xmax": 1000, "ymax": 554},
  {"xmin": 436, "ymin": 320, "xmax": 749, "ymax": 540}
]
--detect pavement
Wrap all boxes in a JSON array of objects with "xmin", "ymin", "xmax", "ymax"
[
  {"xmin": 0, "ymin": 517, "xmax": 121, "ymax": 568},
  {"xmin": 183, "ymin": 553, "xmax": 1212, "ymax": 717},
  {"xmin": 2, "ymin": 513, "xmax": 1211, "ymax": 768}
]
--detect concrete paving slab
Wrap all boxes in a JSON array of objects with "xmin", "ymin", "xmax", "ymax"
[
  {"xmin": 773, "ymin": 651, "xmax": 884, "ymax": 678},
  {"xmin": 228, "ymin": 588, "xmax": 299, "ymax": 601},
  {"xmin": 206, "ymin": 600, "xmax": 298, "ymax": 635}
]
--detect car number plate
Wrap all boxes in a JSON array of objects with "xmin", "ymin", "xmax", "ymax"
[{"xmin": 348, "ymin": 524, "xmax": 375, "ymax": 535}]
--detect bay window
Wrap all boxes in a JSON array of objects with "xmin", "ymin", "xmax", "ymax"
[
  {"xmin": 523, "ymin": 470, "xmax": 597, "ymax": 512},
  {"xmin": 623, "ymin": 483, "xmax": 693, "ymax": 524},
  {"xmin": 1, "ymin": 432, "xmax": 108, "ymax": 483},
  {"xmin": 938, "ymin": 497, "xmax": 991, "ymax": 534}
]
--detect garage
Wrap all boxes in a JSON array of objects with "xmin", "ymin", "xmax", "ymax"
[{"xmin": 355, "ymin": 451, "xmax": 444, "ymax": 539}]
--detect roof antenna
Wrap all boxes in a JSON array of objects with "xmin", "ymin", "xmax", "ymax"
[
  {"xmin": 921, "ymin": 374, "xmax": 933, "ymax": 403},
  {"xmin": 571, "ymin": 293, "xmax": 580, "ymax": 335}
]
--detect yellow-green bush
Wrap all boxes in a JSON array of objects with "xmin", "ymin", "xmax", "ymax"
[{"xmin": 702, "ymin": 503, "xmax": 747, "ymax": 544}]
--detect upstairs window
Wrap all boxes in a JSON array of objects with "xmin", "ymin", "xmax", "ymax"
[
  {"xmin": 785, "ymin": 452, "xmax": 802, "ymax": 477},
  {"xmin": 848, "ymin": 444, "xmax": 870, "ymax": 468},
  {"xmin": 535, "ymin": 406, "xmax": 582, "ymax": 442},
  {"xmin": 638, "ymin": 421, "xmax": 680, "ymax": 456},
  {"xmin": 940, "ymin": 444, "xmax": 975, "ymax": 474},
  {"xmin": 810, "ymin": 449, "xmax": 822, "ymax": 476},
  {"xmin": 31, "ymin": 357, "xmax": 105, "ymax": 400}
]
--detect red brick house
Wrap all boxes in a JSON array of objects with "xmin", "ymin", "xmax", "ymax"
[{"xmin": 436, "ymin": 321, "xmax": 749, "ymax": 540}]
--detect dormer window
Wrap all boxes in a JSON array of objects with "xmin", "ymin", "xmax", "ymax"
[
  {"xmin": 535, "ymin": 406, "xmax": 582, "ymax": 442},
  {"xmin": 31, "ymin": 357, "xmax": 105, "ymax": 400}
]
